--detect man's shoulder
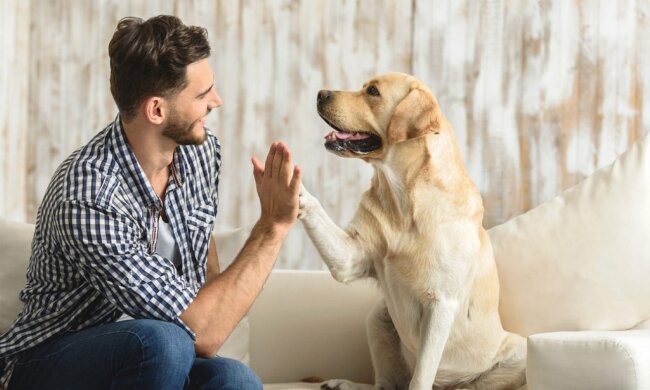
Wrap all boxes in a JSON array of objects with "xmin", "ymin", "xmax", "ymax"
[
  {"xmin": 35, "ymin": 122, "xmax": 138, "ymax": 240},
  {"xmin": 54, "ymin": 123, "xmax": 127, "ymax": 208}
]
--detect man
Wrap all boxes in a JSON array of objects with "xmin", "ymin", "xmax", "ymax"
[{"xmin": 0, "ymin": 15, "xmax": 300, "ymax": 389}]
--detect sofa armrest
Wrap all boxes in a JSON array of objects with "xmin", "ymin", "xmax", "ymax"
[
  {"xmin": 249, "ymin": 270, "xmax": 379, "ymax": 384},
  {"xmin": 527, "ymin": 328, "xmax": 650, "ymax": 390}
]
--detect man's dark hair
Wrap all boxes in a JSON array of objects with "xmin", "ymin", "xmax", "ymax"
[{"xmin": 109, "ymin": 15, "xmax": 210, "ymax": 120}]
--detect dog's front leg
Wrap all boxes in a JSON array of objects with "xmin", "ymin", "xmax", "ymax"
[
  {"xmin": 299, "ymin": 185, "xmax": 370, "ymax": 283},
  {"xmin": 410, "ymin": 299, "xmax": 459, "ymax": 390}
]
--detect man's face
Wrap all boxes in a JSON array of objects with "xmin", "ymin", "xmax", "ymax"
[{"xmin": 163, "ymin": 58, "xmax": 221, "ymax": 145}]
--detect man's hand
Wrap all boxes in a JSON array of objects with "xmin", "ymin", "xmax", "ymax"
[{"xmin": 251, "ymin": 142, "xmax": 301, "ymax": 236}]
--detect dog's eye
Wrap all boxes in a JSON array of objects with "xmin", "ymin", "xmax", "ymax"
[{"xmin": 366, "ymin": 85, "xmax": 381, "ymax": 97}]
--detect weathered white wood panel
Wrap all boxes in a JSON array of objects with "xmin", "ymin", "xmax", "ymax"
[
  {"xmin": 208, "ymin": 0, "xmax": 414, "ymax": 269},
  {"xmin": 2, "ymin": 0, "xmax": 648, "ymax": 269},
  {"xmin": 0, "ymin": 0, "xmax": 30, "ymax": 222},
  {"xmin": 413, "ymin": 0, "xmax": 647, "ymax": 226}
]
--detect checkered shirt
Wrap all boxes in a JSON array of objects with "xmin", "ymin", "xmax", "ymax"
[{"xmin": 0, "ymin": 115, "xmax": 221, "ymax": 386}]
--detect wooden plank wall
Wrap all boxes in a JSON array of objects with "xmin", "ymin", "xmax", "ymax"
[
  {"xmin": 1, "ymin": 0, "xmax": 648, "ymax": 269},
  {"xmin": 0, "ymin": 0, "xmax": 30, "ymax": 222}
]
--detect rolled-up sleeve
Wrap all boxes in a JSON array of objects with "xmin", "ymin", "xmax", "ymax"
[{"xmin": 54, "ymin": 199, "xmax": 196, "ymax": 339}]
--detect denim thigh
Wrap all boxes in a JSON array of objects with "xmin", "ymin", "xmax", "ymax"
[
  {"xmin": 9, "ymin": 319, "xmax": 195, "ymax": 390},
  {"xmin": 188, "ymin": 356, "xmax": 262, "ymax": 390}
]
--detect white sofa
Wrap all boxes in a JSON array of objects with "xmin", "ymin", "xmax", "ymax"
[{"xmin": 2, "ymin": 132, "xmax": 650, "ymax": 389}]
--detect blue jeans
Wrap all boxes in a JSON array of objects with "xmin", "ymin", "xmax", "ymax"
[{"xmin": 8, "ymin": 319, "xmax": 262, "ymax": 390}]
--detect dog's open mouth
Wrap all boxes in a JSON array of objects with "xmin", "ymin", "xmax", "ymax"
[{"xmin": 319, "ymin": 114, "xmax": 382, "ymax": 154}]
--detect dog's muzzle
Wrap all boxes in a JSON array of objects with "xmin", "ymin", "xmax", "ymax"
[{"xmin": 316, "ymin": 89, "xmax": 382, "ymax": 155}]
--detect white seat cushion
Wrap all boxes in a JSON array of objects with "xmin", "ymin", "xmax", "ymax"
[
  {"xmin": 488, "ymin": 131, "xmax": 650, "ymax": 336},
  {"xmin": 249, "ymin": 270, "xmax": 378, "ymax": 384},
  {"xmin": 527, "ymin": 329, "xmax": 650, "ymax": 390}
]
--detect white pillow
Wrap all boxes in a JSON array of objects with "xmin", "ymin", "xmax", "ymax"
[
  {"xmin": 0, "ymin": 219, "xmax": 33, "ymax": 333},
  {"xmin": 489, "ymin": 131, "xmax": 650, "ymax": 336}
]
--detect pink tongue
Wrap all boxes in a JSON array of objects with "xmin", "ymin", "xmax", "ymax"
[{"xmin": 324, "ymin": 131, "xmax": 370, "ymax": 141}]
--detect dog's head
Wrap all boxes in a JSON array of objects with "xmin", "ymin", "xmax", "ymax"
[{"xmin": 317, "ymin": 72, "xmax": 446, "ymax": 160}]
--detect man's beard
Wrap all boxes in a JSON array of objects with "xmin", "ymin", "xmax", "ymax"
[{"xmin": 163, "ymin": 108, "xmax": 209, "ymax": 145}]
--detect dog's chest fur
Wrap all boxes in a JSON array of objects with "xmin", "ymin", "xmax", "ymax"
[
  {"xmin": 364, "ymin": 163, "xmax": 480, "ymax": 286},
  {"xmin": 361, "ymin": 163, "xmax": 481, "ymax": 362},
  {"xmin": 375, "ymin": 226, "xmax": 478, "ymax": 348}
]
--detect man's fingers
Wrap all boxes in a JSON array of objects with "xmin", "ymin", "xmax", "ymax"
[
  {"xmin": 264, "ymin": 143, "xmax": 277, "ymax": 178},
  {"xmin": 279, "ymin": 146, "xmax": 293, "ymax": 185},
  {"xmin": 272, "ymin": 142, "xmax": 284, "ymax": 180},
  {"xmin": 251, "ymin": 157, "xmax": 263, "ymax": 187},
  {"xmin": 252, "ymin": 156, "xmax": 264, "ymax": 173},
  {"xmin": 289, "ymin": 165, "xmax": 302, "ymax": 195}
]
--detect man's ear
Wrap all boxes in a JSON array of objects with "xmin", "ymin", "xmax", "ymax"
[
  {"xmin": 142, "ymin": 96, "xmax": 166, "ymax": 125},
  {"xmin": 386, "ymin": 87, "xmax": 440, "ymax": 144}
]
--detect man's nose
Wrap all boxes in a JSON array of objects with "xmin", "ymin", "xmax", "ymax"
[{"xmin": 208, "ymin": 89, "xmax": 222, "ymax": 109}]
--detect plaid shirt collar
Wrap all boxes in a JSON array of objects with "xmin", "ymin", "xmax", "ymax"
[{"xmin": 109, "ymin": 115, "xmax": 186, "ymax": 208}]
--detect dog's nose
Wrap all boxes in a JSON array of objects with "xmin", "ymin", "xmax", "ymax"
[{"xmin": 317, "ymin": 90, "xmax": 331, "ymax": 105}]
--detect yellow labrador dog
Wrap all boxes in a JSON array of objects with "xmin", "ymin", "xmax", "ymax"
[{"xmin": 299, "ymin": 73, "xmax": 526, "ymax": 390}]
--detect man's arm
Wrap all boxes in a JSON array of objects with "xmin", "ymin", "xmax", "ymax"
[
  {"xmin": 206, "ymin": 237, "xmax": 220, "ymax": 282},
  {"xmin": 180, "ymin": 142, "xmax": 301, "ymax": 357}
]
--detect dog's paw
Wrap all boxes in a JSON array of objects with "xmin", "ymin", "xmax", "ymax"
[
  {"xmin": 298, "ymin": 184, "xmax": 320, "ymax": 219},
  {"xmin": 321, "ymin": 379, "xmax": 367, "ymax": 390}
]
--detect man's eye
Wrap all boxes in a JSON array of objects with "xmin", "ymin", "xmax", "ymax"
[{"xmin": 366, "ymin": 85, "xmax": 380, "ymax": 97}]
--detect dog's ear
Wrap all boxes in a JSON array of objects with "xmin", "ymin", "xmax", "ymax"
[{"xmin": 386, "ymin": 86, "xmax": 441, "ymax": 144}]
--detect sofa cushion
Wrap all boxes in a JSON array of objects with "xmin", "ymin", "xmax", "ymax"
[
  {"xmin": 527, "ymin": 328, "xmax": 650, "ymax": 390},
  {"xmin": 0, "ymin": 219, "xmax": 33, "ymax": 333},
  {"xmin": 249, "ymin": 270, "xmax": 377, "ymax": 384},
  {"xmin": 489, "ymin": 131, "xmax": 650, "ymax": 336}
]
